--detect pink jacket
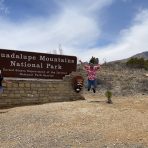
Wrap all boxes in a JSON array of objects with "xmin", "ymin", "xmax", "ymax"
[{"xmin": 84, "ymin": 65, "xmax": 101, "ymax": 80}]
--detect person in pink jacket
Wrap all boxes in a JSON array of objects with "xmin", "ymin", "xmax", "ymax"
[{"xmin": 79, "ymin": 60, "xmax": 101, "ymax": 93}]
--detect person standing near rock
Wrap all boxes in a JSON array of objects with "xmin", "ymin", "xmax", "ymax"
[{"xmin": 79, "ymin": 60, "xmax": 101, "ymax": 93}]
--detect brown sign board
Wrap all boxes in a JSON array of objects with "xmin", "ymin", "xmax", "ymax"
[{"xmin": 0, "ymin": 49, "xmax": 77, "ymax": 79}]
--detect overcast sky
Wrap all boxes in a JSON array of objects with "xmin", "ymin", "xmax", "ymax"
[{"xmin": 0, "ymin": 0, "xmax": 148, "ymax": 63}]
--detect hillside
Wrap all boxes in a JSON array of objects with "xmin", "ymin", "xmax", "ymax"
[
  {"xmin": 108, "ymin": 51, "xmax": 148, "ymax": 64},
  {"xmin": 132, "ymin": 51, "xmax": 148, "ymax": 60},
  {"xmin": 77, "ymin": 63, "xmax": 148, "ymax": 96}
]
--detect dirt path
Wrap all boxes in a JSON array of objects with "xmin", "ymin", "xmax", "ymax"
[{"xmin": 0, "ymin": 94, "xmax": 148, "ymax": 148}]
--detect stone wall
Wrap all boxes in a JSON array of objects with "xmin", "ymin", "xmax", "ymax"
[{"xmin": 0, "ymin": 72, "xmax": 85, "ymax": 108}]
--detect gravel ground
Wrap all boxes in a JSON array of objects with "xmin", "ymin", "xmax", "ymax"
[{"xmin": 0, "ymin": 93, "xmax": 148, "ymax": 148}]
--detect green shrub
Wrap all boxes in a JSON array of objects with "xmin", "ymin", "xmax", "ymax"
[
  {"xmin": 126, "ymin": 57, "xmax": 148, "ymax": 70},
  {"xmin": 105, "ymin": 90, "xmax": 113, "ymax": 104}
]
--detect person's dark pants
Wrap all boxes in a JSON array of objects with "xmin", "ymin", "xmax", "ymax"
[{"xmin": 87, "ymin": 80, "xmax": 96, "ymax": 92}]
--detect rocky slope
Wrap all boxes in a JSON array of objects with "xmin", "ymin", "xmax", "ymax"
[{"xmin": 77, "ymin": 63, "xmax": 148, "ymax": 96}]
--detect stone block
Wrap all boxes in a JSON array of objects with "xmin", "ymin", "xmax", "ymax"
[
  {"xmin": 25, "ymin": 83, "xmax": 30, "ymax": 87},
  {"xmin": 31, "ymin": 84, "xmax": 36, "ymax": 87},
  {"xmin": 32, "ymin": 91, "xmax": 38, "ymax": 94},
  {"xmin": 19, "ymin": 83, "xmax": 25, "ymax": 88},
  {"xmin": 14, "ymin": 94, "xmax": 21, "ymax": 97},
  {"xmin": 20, "ymin": 90, "xmax": 25, "ymax": 94},
  {"xmin": 38, "ymin": 87, "xmax": 46, "ymax": 91},
  {"xmin": 21, "ymin": 93, "xmax": 28, "ymax": 97},
  {"xmin": 24, "ymin": 87, "xmax": 31, "ymax": 91},
  {"xmin": 36, "ymin": 84, "xmax": 41, "ymax": 87},
  {"xmin": 2, "ymin": 83, "xmax": 7, "ymax": 87},
  {"xmin": 39, "ymin": 93, "xmax": 45, "ymax": 97},
  {"xmin": 9, "ymin": 94, "xmax": 15, "ymax": 97},
  {"xmin": 1, "ymin": 94, "xmax": 7, "ymax": 97},
  {"xmin": 41, "ymin": 84, "xmax": 48, "ymax": 88},
  {"xmin": 14, "ymin": 90, "xmax": 20, "ymax": 94},
  {"xmin": 6, "ymin": 83, "xmax": 13, "ymax": 88},
  {"xmin": 12, "ymin": 83, "xmax": 19, "ymax": 87}
]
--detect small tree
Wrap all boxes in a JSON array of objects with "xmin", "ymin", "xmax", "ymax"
[
  {"xmin": 105, "ymin": 90, "xmax": 113, "ymax": 104},
  {"xmin": 89, "ymin": 56, "xmax": 99, "ymax": 64}
]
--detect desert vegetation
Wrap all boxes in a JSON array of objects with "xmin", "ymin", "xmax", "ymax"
[{"xmin": 126, "ymin": 57, "xmax": 148, "ymax": 70}]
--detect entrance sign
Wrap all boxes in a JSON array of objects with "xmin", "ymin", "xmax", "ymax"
[{"xmin": 0, "ymin": 49, "xmax": 77, "ymax": 79}]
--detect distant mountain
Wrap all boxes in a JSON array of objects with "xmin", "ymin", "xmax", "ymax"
[
  {"xmin": 131, "ymin": 51, "xmax": 148, "ymax": 60},
  {"xmin": 107, "ymin": 51, "xmax": 148, "ymax": 64}
]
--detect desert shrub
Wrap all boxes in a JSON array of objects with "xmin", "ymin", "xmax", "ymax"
[
  {"xmin": 126, "ymin": 58, "xmax": 148, "ymax": 70},
  {"xmin": 105, "ymin": 90, "xmax": 112, "ymax": 99},
  {"xmin": 145, "ymin": 60, "xmax": 148, "ymax": 70},
  {"xmin": 105, "ymin": 90, "xmax": 113, "ymax": 104}
]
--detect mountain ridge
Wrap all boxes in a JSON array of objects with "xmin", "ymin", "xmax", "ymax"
[
  {"xmin": 108, "ymin": 51, "xmax": 148, "ymax": 64},
  {"xmin": 132, "ymin": 51, "xmax": 148, "ymax": 60}
]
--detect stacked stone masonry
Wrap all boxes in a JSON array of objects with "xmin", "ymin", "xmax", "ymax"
[{"xmin": 0, "ymin": 72, "xmax": 84, "ymax": 108}]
